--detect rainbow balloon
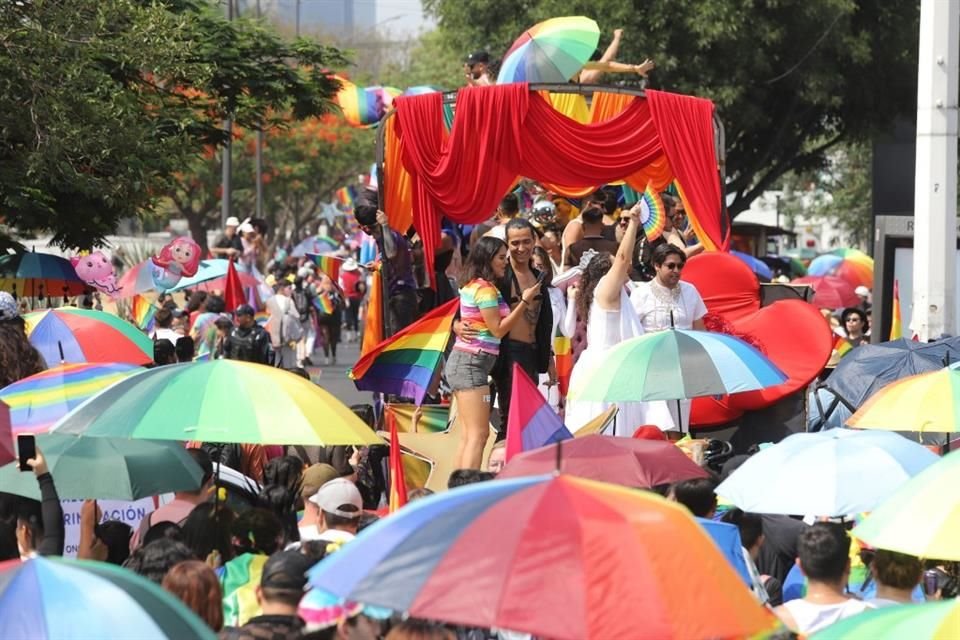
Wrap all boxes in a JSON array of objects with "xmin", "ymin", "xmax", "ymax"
[{"xmin": 639, "ymin": 183, "xmax": 666, "ymax": 241}]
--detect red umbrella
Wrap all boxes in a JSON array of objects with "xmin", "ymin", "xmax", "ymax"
[
  {"xmin": 497, "ymin": 435, "xmax": 708, "ymax": 488},
  {"xmin": 793, "ymin": 275, "xmax": 860, "ymax": 309},
  {"xmin": 222, "ymin": 257, "xmax": 245, "ymax": 312}
]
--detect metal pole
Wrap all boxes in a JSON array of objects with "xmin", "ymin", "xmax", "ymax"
[
  {"xmin": 254, "ymin": 0, "xmax": 264, "ymax": 219},
  {"xmin": 221, "ymin": 0, "xmax": 234, "ymax": 228},
  {"xmin": 912, "ymin": 0, "xmax": 959, "ymax": 342},
  {"xmin": 295, "ymin": 0, "xmax": 301, "ymax": 38}
]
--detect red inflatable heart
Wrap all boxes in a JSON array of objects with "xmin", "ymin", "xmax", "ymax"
[{"xmin": 682, "ymin": 253, "xmax": 834, "ymax": 427}]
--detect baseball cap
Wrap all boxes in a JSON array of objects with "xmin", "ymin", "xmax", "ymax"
[
  {"xmin": 260, "ymin": 550, "xmax": 314, "ymax": 591},
  {"xmin": 855, "ymin": 285, "xmax": 870, "ymax": 297},
  {"xmin": 309, "ymin": 478, "xmax": 362, "ymax": 518},
  {"xmin": 225, "ymin": 216, "xmax": 241, "ymax": 227},
  {"xmin": 465, "ymin": 51, "xmax": 490, "ymax": 65},
  {"xmin": 235, "ymin": 304, "xmax": 255, "ymax": 317},
  {"xmin": 301, "ymin": 463, "xmax": 340, "ymax": 499}
]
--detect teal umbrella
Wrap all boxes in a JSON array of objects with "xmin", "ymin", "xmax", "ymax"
[{"xmin": 0, "ymin": 433, "xmax": 203, "ymax": 500}]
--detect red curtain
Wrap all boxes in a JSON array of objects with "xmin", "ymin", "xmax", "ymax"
[
  {"xmin": 393, "ymin": 83, "xmax": 724, "ymax": 282},
  {"xmin": 645, "ymin": 89, "xmax": 729, "ymax": 251}
]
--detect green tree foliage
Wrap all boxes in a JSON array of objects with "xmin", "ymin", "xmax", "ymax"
[
  {"xmin": 0, "ymin": 0, "xmax": 346, "ymax": 249},
  {"xmin": 421, "ymin": 0, "xmax": 919, "ymax": 217}
]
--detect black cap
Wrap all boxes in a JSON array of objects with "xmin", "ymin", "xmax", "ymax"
[
  {"xmin": 235, "ymin": 304, "xmax": 255, "ymax": 317},
  {"xmin": 466, "ymin": 51, "xmax": 490, "ymax": 65},
  {"xmin": 260, "ymin": 550, "xmax": 313, "ymax": 591}
]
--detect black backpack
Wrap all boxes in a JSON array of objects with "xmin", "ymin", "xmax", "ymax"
[{"xmin": 292, "ymin": 288, "xmax": 311, "ymax": 322}]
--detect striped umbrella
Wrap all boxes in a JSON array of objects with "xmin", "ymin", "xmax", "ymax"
[
  {"xmin": 50, "ymin": 360, "xmax": 383, "ymax": 446},
  {"xmin": 497, "ymin": 16, "xmax": 600, "ymax": 83},
  {"xmin": 847, "ymin": 363, "xmax": 960, "ymax": 433},
  {"xmin": 308, "ymin": 474, "xmax": 774, "ymax": 640},
  {"xmin": 0, "ymin": 557, "xmax": 215, "ymax": 639},
  {"xmin": 852, "ymin": 450, "xmax": 960, "ymax": 561},
  {"xmin": 0, "ymin": 251, "xmax": 87, "ymax": 299},
  {"xmin": 808, "ymin": 248, "xmax": 874, "ymax": 289},
  {"xmin": 568, "ymin": 329, "xmax": 786, "ymax": 403},
  {"xmin": 0, "ymin": 363, "xmax": 142, "ymax": 434},
  {"xmin": 812, "ymin": 600, "xmax": 960, "ymax": 639},
  {"xmin": 23, "ymin": 308, "xmax": 153, "ymax": 365}
]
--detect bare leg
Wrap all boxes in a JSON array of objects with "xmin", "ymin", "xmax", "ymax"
[{"xmin": 456, "ymin": 387, "xmax": 491, "ymax": 469}]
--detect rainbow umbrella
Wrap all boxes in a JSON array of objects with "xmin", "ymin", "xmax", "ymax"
[
  {"xmin": 568, "ymin": 329, "xmax": 786, "ymax": 403},
  {"xmin": 308, "ymin": 475, "xmax": 774, "ymax": 640},
  {"xmin": 0, "ymin": 556, "xmax": 215, "ymax": 639},
  {"xmin": 0, "ymin": 363, "xmax": 142, "ymax": 434},
  {"xmin": 852, "ymin": 450, "xmax": 960, "ymax": 561},
  {"xmin": 0, "ymin": 251, "xmax": 87, "ymax": 299},
  {"xmin": 50, "ymin": 360, "xmax": 383, "ymax": 446},
  {"xmin": 847, "ymin": 363, "xmax": 960, "ymax": 433},
  {"xmin": 792, "ymin": 275, "xmax": 861, "ymax": 309},
  {"xmin": 498, "ymin": 16, "xmax": 600, "ymax": 83},
  {"xmin": 716, "ymin": 428, "xmax": 938, "ymax": 517},
  {"xmin": 812, "ymin": 600, "xmax": 960, "ymax": 639},
  {"xmin": 23, "ymin": 308, "xmax": 154, "ymax": 366},
  {"xmin": 807, "ymin": 248, "xmax": 874, "ymax": 289}
]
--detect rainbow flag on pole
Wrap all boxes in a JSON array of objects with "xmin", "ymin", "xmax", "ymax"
[
  {"xmin": 306, "ymin": 253, "xmax": 343, "ymax": 287},
  {"xmin": 350, "ymin": 298, "xmax": 458, "ymax": 404},
  {"xmin": 388, "ymin": 416, "xmax": 408, "ymax": 513},
  {"xmin": 505, "ymin": 363, "xmax": 572, "ymax": 462},
  {"xmin": 890, "ymin": 279, "xmax": 903, "ymax": 340},
  {"xmin": 131, "ymin": 294, "xmax": 156, "ymax": 333}
]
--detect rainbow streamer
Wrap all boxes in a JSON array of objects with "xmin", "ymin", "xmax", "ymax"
[
  {"xmin": 350, "ymin": 298, "xmax": 458, "ymax": 404},
  {"xmin": 639, "ymin": 183, "xmax": 666, "ymax": 241},
  {"xmin": 388, "ymin": 416, "xmax": 408, "ymax": 513},
  {"xmin": 131, "ymin": 294, "xmax": 156, "ymax": 333},
  {"xmin": 306, "ymin": 253, "xmax": 342, "ymax": 286},
  {"xmin": 890, "ymin": 279, "xmax": 903, "ymax": 340}
]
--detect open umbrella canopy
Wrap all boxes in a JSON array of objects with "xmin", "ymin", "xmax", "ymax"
[
  {"xmin": 497, "ymin": 434, "xmax": 708, "ymax": 488},
  {"xmin": 497, "ymin": 16, "xmax": 600, "ymax": 83},
  {"xmin": 852, "ymin": 450, "xmax": 960, "ymax": 561},
  {"xmin": 309, "ymin": 474, "xmax": 774, "ymax": 640},
  {"xmin": 0, "ymin": 251, "xmax": 87, "ymax": 299},
  {"xmin": 807, "ymin": 248, "xmax": 874, "ymax": 289},
  {"xmin": 793, "ymin": 275, "xmax": 861, "ymax": 309},
  {"xmin": 291, "ymin": 235, "xmax": 338, "ymax": 257},
  {"xmin": 730, "ymin": 250, "xmax": 773, "ymax": 280},
  {"xmin": 716, "ymin": 429, "xmax": 938, "ymax": 517},
  {"xmin": 0, "ymin": 557, "xmax": 216, "ymax": 640},
  {"xmin": 0, "ymin": 433, "xmax": 203, "ymax": 500},
  {"xmin": 117, "ymin": 258, "xmax": 255, "ymax": 297},
  {"xmin": 0, "ymin": 363, "xmax": 142, "ymax": 434},
  {"xmin": 847, "ymin": 363, "xmax": 960, "ymax": 433},
  {"xmin": 761, "ymin": 255, "xmax": 807, "ymax": 278},
  {"xmin": 811, "ymin": 599, "xmax": 960, "ymax": 640},
  {"xmin": 23, "ymin": 308, "xmax": 154, "ymax": 366},
  {"xmin": 50, "ymin": 360, "xmax": 383, "ymax": 446},
  {"xmin": 568, "ymin": 329, "xmax": 786, "ymax": 403}
]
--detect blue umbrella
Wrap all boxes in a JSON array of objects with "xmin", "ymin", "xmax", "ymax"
[
  {"xmin": 716, "ymin": 428, "xmax": 939, "ymax": 517},
  {"xmin": 730, "ymin": 251, "xmax": 773, "ymax": 280},
  {"xmin": 807, "ymin": 253, "xmax": 844, "ymax": 277},
  {"xmin": 696, "ymin": 518, "xmax": 751, "ymax": 586},
  {"xmin": 166, "ymin": 259, "xmax": 236, "ymax": 292},
  {"xmin": 291, "ymin": 236, "xmax": 337, "ymax": 258}
]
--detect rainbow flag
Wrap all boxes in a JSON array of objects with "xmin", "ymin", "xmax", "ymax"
[
  {"xmin": 306, "ymin": 253, "xmax": 342, "ymax": 286},
  {"xmin": 220, "ymin": 553, "xmax": 268, "ymax": 627},
  {"xmin": 313, "ymin": 291, "xmax": 337, "ymax": 315},
  {"xmin": 360, "ymin": 267, "xmax": 384, "ymax": 358},
  {"xmin": 505, "ymin": 363, "xmax": 572, "ymax": 462},
  {"xmin": 336, "ymin": 186, "xmax": 356, "ymax": 209},
  {"xmin": 833, "ymin": 335, "xmax": 853, "ymax": 359},
  {"xmin": 890, "ymin": 279, "xmax": 903, "ymax": 340},
  {"xmin": 388, "ymin": 414, "xmax": 408, "ymax": 513},
  {"xmin": 350, "ymin": 298, "xmax": 458, "ymax": 404},
  {"xmin": 131, "ymin": 294, "xmax": 156, "ymax": 333},
  {"xmin": 254, "ymin": 311, "xmax": 269, "ymax": 326}
]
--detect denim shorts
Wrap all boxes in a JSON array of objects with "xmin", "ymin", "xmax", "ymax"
[{"xmin": 444, "ymin": 348, "xmax": 497, "ymax": 391}]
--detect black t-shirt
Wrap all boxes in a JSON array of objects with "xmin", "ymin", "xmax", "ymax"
[{"xmin": 215, "ymin": 234, "xmax": 243, "ymax": 252}]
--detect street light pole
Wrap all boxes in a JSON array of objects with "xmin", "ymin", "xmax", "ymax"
[
  {"xmin": 221, "ymin": 0, "xmax": 234, "ymax": 229},
  {"xmin": 254, "ymin": 0, "xmax": 264, "ymax": 219}
]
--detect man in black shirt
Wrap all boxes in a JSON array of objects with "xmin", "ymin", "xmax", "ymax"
[
  {"xmin": 222, "ymin": 305, "xmax": 272, "ymax": 365},
  {"xmin": 211, "ymin": 216, "xmax": 243, "ymax": 259}
]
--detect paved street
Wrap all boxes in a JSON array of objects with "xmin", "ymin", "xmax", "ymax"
[{"xmin": 307, "ymin": 337, "xmax": 373, "ymax": 410}]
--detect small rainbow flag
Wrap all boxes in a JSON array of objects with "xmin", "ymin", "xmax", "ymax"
[
  {"xmin": 639, "ymin": 182, "xmax": 666, "ymax": 241},
  {"xmin": 505, "ymin": 363, "xmax": 572, "ymax": 462},
  {"xmin": 336, "ymin": 186, "xmax": 356, "ymax": 209},
  {"xmin": 350, "ymin": 298, "xmax": 458, "ymax": 404},
  {"xmin": 305, "ymin": 253, "xmax": 342, "ymax": 286},
  {"xmin": 890, "ymin": 279, "xmax": 903, "ymax": 340},
  {"xmin": 833, "ymin": 335, "xmax": 853, "ymax": 359},
  {"xmin": 313, "ymin": 291, "xmax": 337, "ymax": 315},
  {"xmin": 388, "ymin": 414, "xmax": 408, "ymax": 513},
  {"xmin": 254, "ymin": 311, "xmax": 269, "ymax": 327},
  {"xmin": 220, "ymin": 553, "xmax": 268, "ymax": 627},
  {"xmin": 131, "ymin": 294, "xmax": 157, "ymax": 333}
]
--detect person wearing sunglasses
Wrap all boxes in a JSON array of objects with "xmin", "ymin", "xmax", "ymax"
[{"xmin": 629, "ymin": 243, "xmax": 707, "ymax": 433}]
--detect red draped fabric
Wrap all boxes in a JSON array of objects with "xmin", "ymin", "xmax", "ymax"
[
  {"xmin": 645, "ymin": 89, "xmax": 729, "ymax": 251},
  {"xmin": 393, "ymin": 83, "xmax": 724, "ymax": 284}
]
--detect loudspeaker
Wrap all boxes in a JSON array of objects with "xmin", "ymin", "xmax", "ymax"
[{"xmin": 760, "ymin": 283, "xmax": 814, "ymax": 306}]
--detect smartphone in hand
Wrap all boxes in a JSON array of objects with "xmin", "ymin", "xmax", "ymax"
[{"xmin": 18, "ymin": 434, "xmax": 36, "ymax": 472}]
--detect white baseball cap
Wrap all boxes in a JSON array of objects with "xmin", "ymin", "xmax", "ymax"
[
  {"xmin": 309, "ymin": 478, "xmax": 362, "ymax": 518},
  {"xmin": 854, "ymin": 285, "xmax": 870, "ymax": 297},
  {"xmin": 225, "ymin": 216, "xmax": 241, "ymax": 227}
]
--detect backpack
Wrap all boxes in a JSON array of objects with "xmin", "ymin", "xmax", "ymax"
[{"xmin": 292, "ymin": 288, "xmax": 311, "ymax": 322}]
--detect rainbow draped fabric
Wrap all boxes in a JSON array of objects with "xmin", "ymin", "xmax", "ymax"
[{"xmin": 350, "ymin": 298, "xmax": 457, "ymax": 404}]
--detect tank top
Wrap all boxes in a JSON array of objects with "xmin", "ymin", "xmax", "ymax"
[{"xmin": 781, "ymin": 598, "xmax": 873, "ymax": 634}]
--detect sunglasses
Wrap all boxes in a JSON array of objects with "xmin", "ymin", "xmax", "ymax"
[{"xmin": 662, "ymin": 262, "xmax": 685, "ymax": 271}]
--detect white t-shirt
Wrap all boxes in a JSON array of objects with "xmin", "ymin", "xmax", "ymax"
[
  {"xmin": 780, "ymin": 598, "xmax": 873, "ymax": 635},
  {"xmin": 152, "ymin": 327, "xmax": 181, "ymax": 343},
  {"xmin": 630, "ymin": 280, "xmax": 707, "ymax": 332}
]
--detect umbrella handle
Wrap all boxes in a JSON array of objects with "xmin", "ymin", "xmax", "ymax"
[{"xmin": 58, "ymin": 341, "xmax": 65, "ymax": 364}]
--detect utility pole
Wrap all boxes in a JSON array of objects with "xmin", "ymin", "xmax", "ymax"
[
  {"xmin": 254, "ymin": 0, "xmax": 264, "ymax": 220},
  {"xmin": 221, "ymin": 0, "xmax": 234, "ymax": 228},
  {"xmin": 912, "ymin": 0, "xmax": 959, "ymax": 341},
  {"xmin": 295, "ymin": 0, "xmax": 301, "ymax": 38}
]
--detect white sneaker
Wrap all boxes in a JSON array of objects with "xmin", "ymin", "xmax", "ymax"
[{"xmin": 324, "ymin": 357, "xmax": 331, "ymax": 366}]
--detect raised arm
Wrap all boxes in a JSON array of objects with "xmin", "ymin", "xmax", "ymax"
[
  {"xmin": 579, "ymin": 28, "xmax": 622, "ymax": 83},
  {"xmin": 594, "ymin": 204, "xmax": 640, "ymax": 309}
]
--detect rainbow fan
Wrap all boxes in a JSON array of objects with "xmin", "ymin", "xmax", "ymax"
[{"xmin": 638, "ymin": 183, "xmax": 666, "ymax": 241}]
